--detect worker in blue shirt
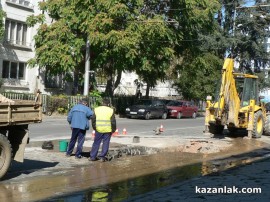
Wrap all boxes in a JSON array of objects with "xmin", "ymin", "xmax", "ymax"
[{"xmin": 66, "ymin": 98, "xmax": 93, "ymax": 159}]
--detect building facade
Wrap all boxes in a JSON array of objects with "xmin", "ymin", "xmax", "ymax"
[{"xmin": 0, "ymin": 0, "xmax": 41, "ymax": 93}]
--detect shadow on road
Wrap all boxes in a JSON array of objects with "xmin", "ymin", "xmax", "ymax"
[{"xmin": 2, "ymin": 159, "xmax": 59, "ymax": 180}]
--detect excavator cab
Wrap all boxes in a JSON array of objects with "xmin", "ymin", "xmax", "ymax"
[
  {"xmin": 239, "ymin": 77, "xmax": 259, "ymax": 107},
  {"xmin": 205, "ymin": 58, "xmax": 270, "ymax": 138}
]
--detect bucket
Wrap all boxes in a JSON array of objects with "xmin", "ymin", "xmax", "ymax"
[{"xmin": 59, "ymin": 140, "xmax": 68, "ymax": 152}]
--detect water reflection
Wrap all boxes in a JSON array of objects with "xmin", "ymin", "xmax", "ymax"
[
  {"xmin": 46, "ymin": 163, "xmax": 202, "ymax": 201},
  {"xmin": 1, "ymin": 138, "xmax": 269, "ymax": 202}
]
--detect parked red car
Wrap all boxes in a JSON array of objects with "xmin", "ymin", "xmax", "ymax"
[{"xmin": 166, "ymin": 100, "xmax": 198, "ymax": 119}]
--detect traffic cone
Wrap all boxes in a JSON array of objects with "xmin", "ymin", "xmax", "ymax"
[
  {"xmin": 91, "ymin": 130, "xmax": 95, "ymax": 138},
  {"xmin": 113, "ymin": 128, "xmax": 119, "ymax": 136},
  {"xmin": 122, "ymin": 128, "xmax": 127, "ymax": 135},
  {"xmin": 159, "ymin": 124, "xmax": 164, "ymax": 132}
]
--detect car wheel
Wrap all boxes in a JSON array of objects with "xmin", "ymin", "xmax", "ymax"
[
  {"xmin": 161, "ymin": 112, "xmax": 167, "ymax": 119},
  {"xmin": 176, "ymin": 112, "xmax": 182, "ymax": 119},
  {"xmin": 145, "ymin": 112, "xmax": 151, "ymax": 120},
  {"xmin": 192, "ymin": 112, "xmax": 197, "ymax": 119}
]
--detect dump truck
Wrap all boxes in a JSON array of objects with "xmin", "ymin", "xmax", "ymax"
[
  {"xmin": 0, "ymin": 91, "xmax": 42, "ymax": 179},
  {"xmin": 204, "ymin": 58, "xmax": 270, "ymax": 138}
]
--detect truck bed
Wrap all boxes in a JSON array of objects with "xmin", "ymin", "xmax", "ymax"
[{"xmin": 0, "ymin": 100, "xmax": 42, "ymax": 126}]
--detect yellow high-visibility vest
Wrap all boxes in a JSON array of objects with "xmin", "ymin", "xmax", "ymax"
[{"xmin": 95, "ymin": 106, "xmax": 113, "ymax": 133}]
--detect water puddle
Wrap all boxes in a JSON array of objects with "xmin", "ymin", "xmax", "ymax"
[
  {"xmin": 1, "ymin": 138, "xmax": 270, "ymax": 202},
  {"xmin": 43, "ymin": 145, "xmax": 270, "ymax": 201}
]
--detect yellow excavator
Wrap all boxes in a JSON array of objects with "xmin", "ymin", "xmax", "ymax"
[{"xmin": 204, "ymin": 57, "xmax": 270, "ymax": 138}]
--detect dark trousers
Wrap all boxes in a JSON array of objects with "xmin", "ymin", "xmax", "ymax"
[
  {"xmin": 67, "ymin": 128, "xmax": 86, "ymax": 157},
  {"xmin": 90, "ymin": 131, "xmax": 112, "ymax": 159}
]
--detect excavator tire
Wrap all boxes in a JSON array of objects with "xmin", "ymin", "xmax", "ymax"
[
  {"xmin": 0, "ymin": 134, "xmax": 12, "ymax": 179},
  {"xmin": 264, "ymin": 114, "xmax": 270, "ymax": 136},
  {"xmin": 252, "ymin": 111, "xmax": 264, "ymax": 138},
  {"xmin": 209, "ymin": 123, "xmax": 224, "ymax": 135}
]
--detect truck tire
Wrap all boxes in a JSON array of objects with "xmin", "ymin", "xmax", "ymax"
[
  {"xmin": 252, "ymin": 111, "xmax": 264, "ymax": 138},
  {"xmin": 209, "ymin": 123, "xmax": 224, "ymax": 135},
  {"xmin": 0, "ymin": 134, "xmax": 12, "ymax": 179}
]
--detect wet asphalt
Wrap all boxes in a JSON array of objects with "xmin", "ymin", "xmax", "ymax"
[
  {"xmin": 0, "ymin": 135, "xmax": 270, "ymax": 201},
  {"xmin": 1, "ymin": 114, "xmax": 270, "ymax": 201}
]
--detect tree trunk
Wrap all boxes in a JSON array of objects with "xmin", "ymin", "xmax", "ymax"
[
  {"xmin": 105, "ymin": 74, "xmax": 113, "ymax": 97},
  {"xmin": 105, "ymin": 70, "xmax": 122, "ymax": 97},
  {"xmin": 73, "ymin": 69, "xmax": 79, "ymax": 95},
  {"xmin": 145, "ymin": 82, "xmax": 150, "ymax": 98},
  {"xmin": 113, "ymin": 69, "xmax": 122, "ymax": 92}
]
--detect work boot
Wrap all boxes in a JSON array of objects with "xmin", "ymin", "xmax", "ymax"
[
  {"xmin": 99, "ymin": 157, "xmax": 108, "ymax": 162},
  {"xmin": 88, "ymin": 157, "xmax": 100, "ymax": 161},
  {"xmin": 75, "ymin": 155, "xmax": 83, "ymax": 159}
]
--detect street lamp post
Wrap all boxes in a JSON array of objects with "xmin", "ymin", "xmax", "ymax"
[{"xmin": 84, "ymin": 38, "xmax": 90, "ymax": 96}]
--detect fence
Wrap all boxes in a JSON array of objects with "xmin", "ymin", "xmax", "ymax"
[
  {"xmin": 1, "ymin": 92, "xmax": 205, "ymax": 116},
  {"xmin": 1, "ymin": 92, "xmax": 136, "ymax": 116}
]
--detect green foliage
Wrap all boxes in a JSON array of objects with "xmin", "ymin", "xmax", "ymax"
[
  {"xmin": 89, "ymin": 90, "xmax": 102, "ymax": 98},
  {"xmin": 174, "ymin": 54, "xmax": 223, "ymax": 100},
  {"xmin": 28, "ymin": 0, "xmax": 220, "ymax": 97},
  {"xmin": 89, "ymin": 90, "xmax": 102, "ymax": 108},
  {"xmin": 0, "ymin": 78, "xmax": 3, "ymax": 89},
  {"xmin": 48, "ymin": 95, "xmax": 69, "ymax": 114},
  {"xmin": 257, "ymin": 71, "xmax": 270, "ymax": 90},
  {"xmin": 0, "ymin": 9, "xmax": 6, "ymax": 40}
]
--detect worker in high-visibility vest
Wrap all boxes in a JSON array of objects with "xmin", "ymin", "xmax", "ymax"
[{"xmin": 89, "ymin": 98, "xmax": 116, "ymax": 162}]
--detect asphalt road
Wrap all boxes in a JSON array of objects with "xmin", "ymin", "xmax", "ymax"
[{"xmin": 28, "ymin": 116, "xmax": 205, "ymax": 141}]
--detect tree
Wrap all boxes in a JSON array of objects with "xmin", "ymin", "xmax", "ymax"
[
  {"xmin": 174, "ymin": 53, "xmax": 222, "ymax": 100},
  {"xmin": 215, "ymin": 0, "xmax": 270, "ymax": 91},
  {"xmin": 234, "ymin": 1, "xmax": 270, "ymax": 73},
  {"xmin": 133, "ymin": 17, "xmax": 175, "ymax": 98},
  {"xmin": 0, "ymin": 8, "xmax": 6, "ymax": 39},
  {"xmin": 167, "ymin": 0, "xmax": 222, "ymax": 100},
  {"xmin": 27, "ymin": 1, "xmax": 86, "ymax": 94},
  {"xmin": 27, "ymin": 0, "xmax": 175, "ymax": 97}
]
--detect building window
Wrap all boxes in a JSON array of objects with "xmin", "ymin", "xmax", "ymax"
[
  {"xmin": 5, "ymin": 19, "xmax": 28, "ymax": 46},
  {"xmin": 2, "ymin": 60, "xmax": 26, "ymax": 80}
]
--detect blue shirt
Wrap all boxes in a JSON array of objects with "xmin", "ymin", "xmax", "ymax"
[{"xmin": 67, "ymin": 104, "xmax": 93, "ymax": 130}]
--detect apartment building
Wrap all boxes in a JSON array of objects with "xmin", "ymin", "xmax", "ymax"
[
  {"xmin": 0, "ymin": 0, "xmax": 179, "ymax": 97},
  {"xmin": 0, "ymin": 0, "xmax": 41, "ymax": 93}
]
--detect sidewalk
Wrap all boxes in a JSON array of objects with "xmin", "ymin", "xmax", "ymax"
[{"xmin": 126, "ymin": 156, "xmax": 270, "ymax": 201}]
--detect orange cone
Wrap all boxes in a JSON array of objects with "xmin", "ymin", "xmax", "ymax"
[
  {"xmin": 113, "ymin": 128, "xmax": 119, "ymax": 136},
  {"xmin": 122, "ymin": 128, "xmax": 127, "ymax": 135},
  {"xmin": 159, "ymin": 124, "xmax": 164, "ymax": 132},
  {"xmin": 91, "ymin": 130, "xmax": 95, "ymax": 138}
]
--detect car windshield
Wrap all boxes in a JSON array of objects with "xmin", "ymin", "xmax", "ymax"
[
  {"xmin": 166, "ymin": 101, "xmax": 183, "ymax": 106},
  {"xmin": 135, "ymin": 100, "xmax": 152, "ymax": 106}
]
